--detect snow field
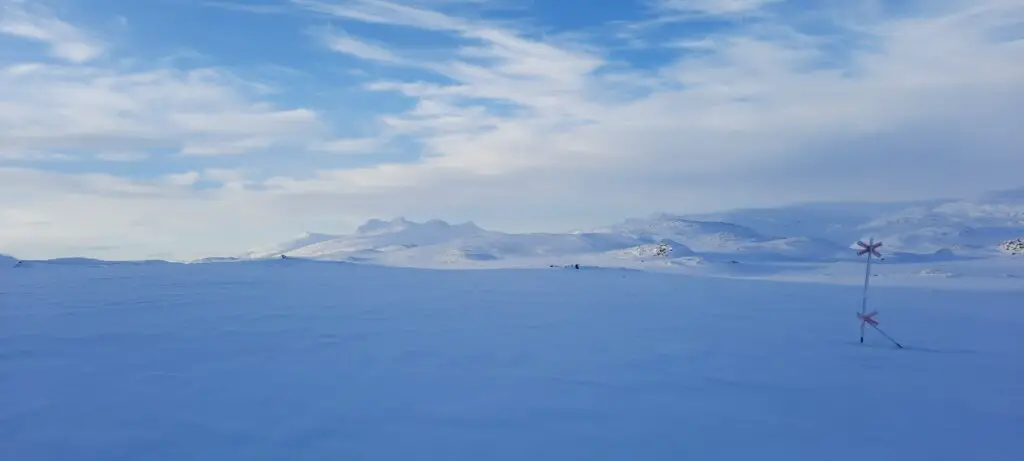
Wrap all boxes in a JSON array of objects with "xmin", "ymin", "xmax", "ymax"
[{"xmin": 1, "ymin": 261, "xmax": 1022, "ymax": 460}]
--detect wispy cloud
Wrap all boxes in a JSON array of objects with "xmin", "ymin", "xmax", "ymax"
[
  {"xmin": 293, "ymin": 0, "xmax": 465, "ymax": 31},
  {"xmin": 0, "ymin": 1, "xmax": 104, "ymax": 62},
  {"xmin": 179, "ymin": 137, "xmax": 278, "ymax": 156},
  {"xmin": 0, "ymin": 64, "xmax": 327, "ymax": 157},
  {"xmin": 0, "ymin": 148, "xmax": 75, "ymax": 161},
  {"xmin": 287, "ymin": 0, "xmax": 1024, "ymax": 199},
  {"xmin": 202, "ymin": 1, "xmax": 292, "ymax": 14},
  {"xmin": 652, "ymin": 0, "xmax": 783, "ymax": 15},
  {"xmin": 95, "ymin": 151, "xmax": 150, "ymax": 162},
  {"xmin": 1, "ymin": 0, "xmax": 1023, "ymax": 259},
  {"xmin": 311, "ymin": 137, "xmax": 386, "ymax": 154},
  {"xmin": 321, "ymin": 30, "xmax": 403, "ymax": 63}
]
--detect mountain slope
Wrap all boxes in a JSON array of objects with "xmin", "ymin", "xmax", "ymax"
[
  {"xmin": 689, "ymin": 188, "xmax": 1024, "ymax": 254},
  {"xmin": 282, "ymin": 221, "xmax": 662, "ymax": 264},
  {"xmin": 593, "ymin": 214, "xmax": 770, "ymax": 251},
  {"xmin": 687, "ymin": 200, "xmax": 949, "ymax": 245},
  {"xmin": 245, "ymin": 232, "xmax": 341, "ymax": 259},
  {"xmin": 284, "ymin": 218, "xmax": 491, "ymax": 259},
  {"xmin": 246, "ymin": 216, "xmax": 845, "ymax": 268},
  {"xmin": 854, "ymin": 193, "xmax": 1024, "ymax": 253},
  {"xmin": 231, "ymin": 187, "xmax": 1024, "ymax": 269},
  {"xmin": 593, "ymin": 214, "xmax": 849, "ymax": 261}
]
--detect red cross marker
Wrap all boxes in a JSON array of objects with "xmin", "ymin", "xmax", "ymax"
[
  {"xmin": 857, "ymin": 240, "xmax": 882, "ymax": 258},
  {"xmin": 857, "ymin": 310, "xmax": 879, "ymax": 327},
  {"xmin": 857, "ymin": 309, "xmax": 903, "ymax": 349}
]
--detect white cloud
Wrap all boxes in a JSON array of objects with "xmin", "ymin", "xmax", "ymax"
[
  {"xmin": 653, "ymin": 0, "xmax": 784, "ymax": 15},
  {"xmin": 283, "ymin": 0, "xmax": 1024, "ymax": 208},
  {"xmin": 202, "ymin": 1, "xmax": 292, "ymax": 15},
  {"xmin": 179, "ymin": 137, "xmax": 276, "ymax": 156},
  {"xmin": 311, "ymin": 137, "xmax": 386, "ymax": 154},
  {"xmin": 0, "ymin": 63, "xmax": 327, "ymax": 157},
  {"xmin": 0, "ymin": 1, "xmax": 104, "ymax": 62},
  {"xmin": 201, "ymin": 168, "xmax": 250, "ymax": 187},
  {"xmin": 95, "ymin": 151, "xmax": 149, "ymax": 162},
  {"xmin": 0, "ymin": 148, "xmax": 74, "ymax": 161},
  {"xmin": 292, "ymin": 0, "xmax": 465, "ymax": 31},
  {"xmin": 322, "ymin": 31, "xmax": 403, "ymax": 63},
  {"xmin": 0, "ymin": 167, "xmax": 278, "ymax": 259},
  {"xmin": 2, "ymin": 0, "xmax": 1023, "ymax": 260},
  {"xmin": 163, "ymin": 171, "xmax": 201, "ymax": 186}
]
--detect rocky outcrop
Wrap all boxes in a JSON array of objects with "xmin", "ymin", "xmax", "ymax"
[{"xmin": 999, "ymin": 238, "xmax": 1024, "ymax": 255}]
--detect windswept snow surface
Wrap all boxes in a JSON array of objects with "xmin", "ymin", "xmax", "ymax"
[{"xmin": 2, "ymin": 261, "xmax": 1023, "ymax": 460}]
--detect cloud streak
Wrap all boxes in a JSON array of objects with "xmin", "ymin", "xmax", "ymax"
[
  {"xmin": 653, "ymin": 0, "xmax": 783, "ymax": 15},
  {"xmin": 0, "ymin": 63, "xmax": 329, "ymax": 157},
  {"xmin": 321, "ymin": 30, "xmax": 403, "ymax": 63},
  {"xmin": 0, "ymin": 1, "xmax": 104, "ymax": 62}
]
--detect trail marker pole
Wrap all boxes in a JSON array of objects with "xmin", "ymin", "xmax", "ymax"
[{"xmin": 855, "ymin": 239, "xmax": 903, "ymax": 348}]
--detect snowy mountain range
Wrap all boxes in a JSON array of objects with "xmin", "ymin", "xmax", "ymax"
[{"xmin": 215, "ymin": 187, "xmax": 1024, "ymax": 269}]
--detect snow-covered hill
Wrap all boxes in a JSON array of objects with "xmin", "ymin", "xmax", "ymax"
[
  {"xmin": 594, "ymin": 214, "xmax": 849, "ymax": 261},
  {"xmin": 260, "ymin": 218, "xmax": 665, "ymax": 266},
  {"xmin": 854, "ymin": 195, "xmax": 1024, "ymax": 254},
  {"xmin": 593, "ymin": 214, "xmax": 768, "ymax": 248},
  {"xmin": 234, "ymin": 215, "xmax": 853, "ymax": 268},
  {"xmin": 232, "ymin": 216, "xmax": 829, "ymax": 268},
  {"xmin": 689, "ymin": 188, "xmax": 1024, "ymax": 256},
  {"xmin": 245, "ymin": 232, "xmax": 342, "ymax": 259},
  {"xmin": 201, "ymin": 187, "xmax": 1024, "ymax": 271},
  {"xmin": 287, "ymin": 218, "xmax": 490, "ymax": 258},
  {"xmin": 685, "ymin": 200, "xmax": 944, "ymax": 244}
]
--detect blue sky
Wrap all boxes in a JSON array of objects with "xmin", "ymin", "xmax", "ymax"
[{"xmin": 1, "ymin": 0, "xmax": 1022, "ymax": 259}]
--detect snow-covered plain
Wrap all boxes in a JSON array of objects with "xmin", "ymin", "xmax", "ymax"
[{"xmin": 2, "ymin": 260, "xmax": 1023, "ymax": 460}]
